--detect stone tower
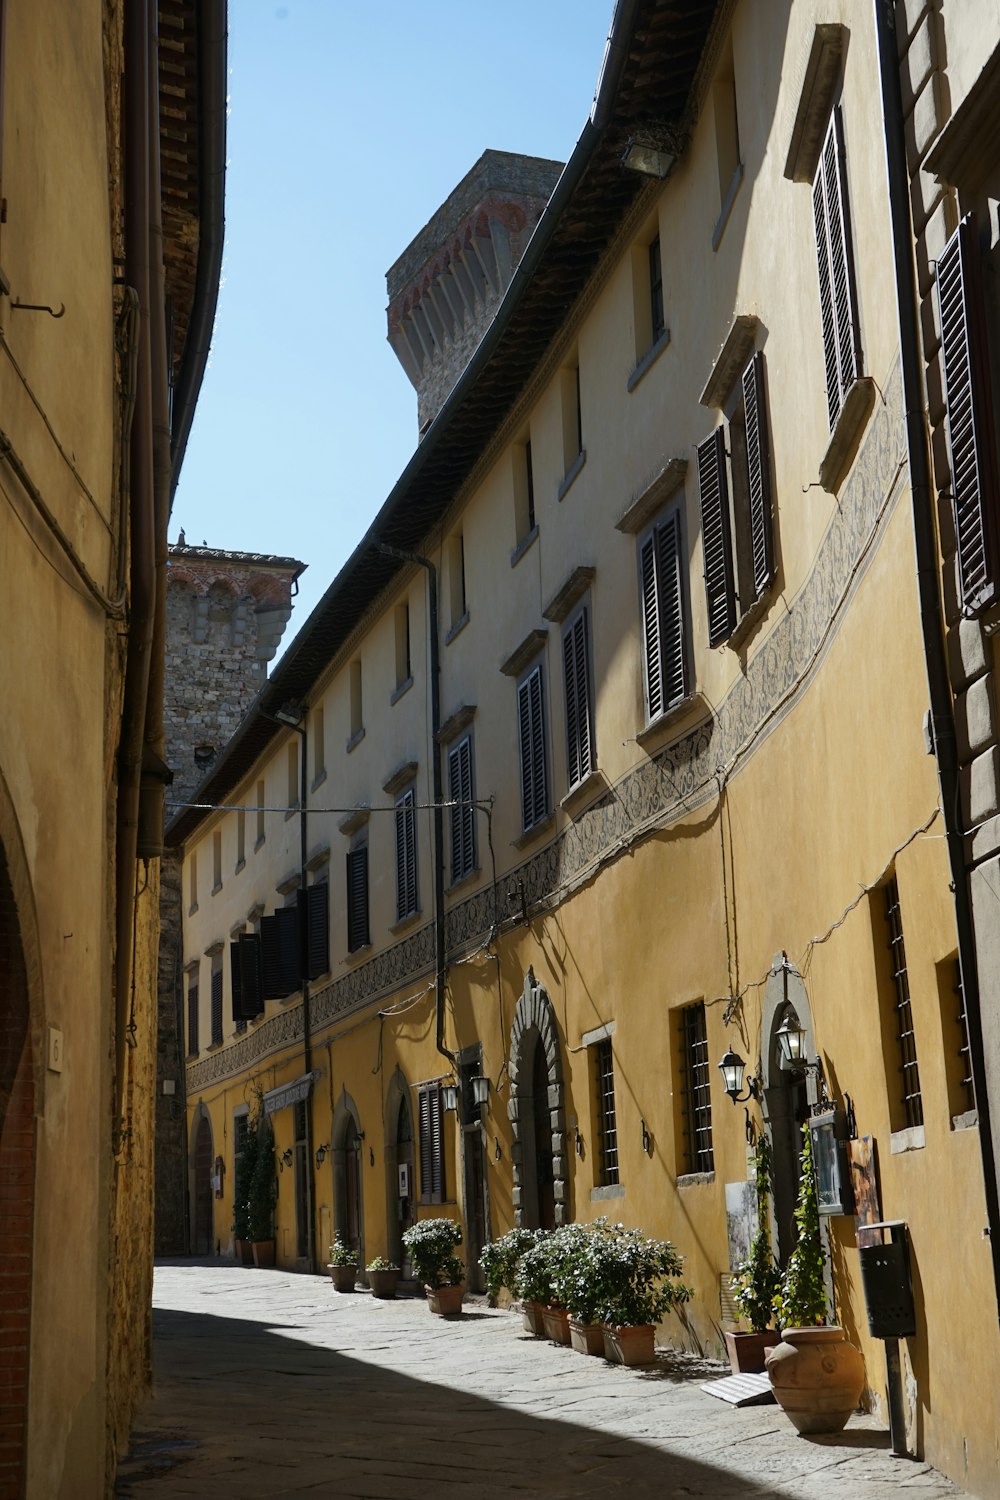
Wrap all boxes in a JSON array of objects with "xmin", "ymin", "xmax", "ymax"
[
  {"xmin": 386, "ymin": 150, "xmax": 563, "ymax": 434},
  {"xmin": 156, "ymin": 540, "xmax": 304, "ymax": 1253}
]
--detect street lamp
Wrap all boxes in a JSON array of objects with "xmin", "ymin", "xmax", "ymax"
[
  {"xmin": 718, "ymin": 1047, "xmax": 761, "ymax": 1104},
  {"xmin": 775, "ymin": 1011, "xmax": 808, "ymax": 1068},
  {"xmin": 470, "ymin": 1075, "xmax": 490, "ymax": 1107},
  {"xmin": 442, "ymin": 1082, "xmax": 459, "ymax": 1113}
]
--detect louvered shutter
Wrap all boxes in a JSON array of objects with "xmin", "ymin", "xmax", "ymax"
[
  {"xmin": 742, "ymin": 351, "xmax": 775, "ymax": 600},
  {"xmin": 698, "ymin": 427, "xmax": 736, "ymax": 645},
  {"xmin": 238, "ymin": 932, "xmax": 263, "ymax": 1018},
  {"xmin": 656, "ymin": 510, "xmax": 688, "ymax": 710},
  {"xmin": 187, "ymin": 982, "xmax": 199, "ymax": 1056},
  {"xmin": 418, "ymin": 1084, "xmax": 444, "ymax": 1202},
  {"xmin": 260, "ymin": 907, "xmax": 301, "ymax": 998},
  {"xmin": 304, "ymin": 882, "xmax": 329, "ymax": 980},
  {"xmin": 346, "ymin": 847, "xmax": 369, "ymax": 951},
  {"xmin": 640, "ymin": 533, "xmax": 663, "ymax": 719},
  {"xmin": 813, "ymin": 105, "xmax": 860, "ymax": 430},
  {"xmin": 563, "ymin": 609, "xmax": 593, "ymax": 788},
  {"xmin": 937, "ymin": 214, "xmax": 999, "ymax": 615},
  {"xmin": 260, "ymin": 914, "xmax": 282, "ymax": 998},
  {"xmin": 230, "ymin": 939, "xmax": 243, "ymax": 1021},
  {"xmin": 210, "ymin": 967, "xmax": 223, "ymax": 1045},
  {"xmin": 448, "ymin": 737, "xmax": 475, "ymax": 882},
  {"xmin": 517, "ymin": 666, "xmax": 547, "ymax": 831},
  {"xmin": 395, "ymin": 790, "xmax": 417, "ymax": 920}
]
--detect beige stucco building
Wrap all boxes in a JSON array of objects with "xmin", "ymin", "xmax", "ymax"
[
  {"xmin": 172, "ymin": 2, "xmax": 1000, "ymax": 1494},
  {"xmin": 0, "ymin": 3, "xmax": 225, "ymax": 1496}
]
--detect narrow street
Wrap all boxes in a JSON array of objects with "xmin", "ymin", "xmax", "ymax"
[{"xmin": 117, "ymin": 1262, "xmax": 966, "ymax": 1499}]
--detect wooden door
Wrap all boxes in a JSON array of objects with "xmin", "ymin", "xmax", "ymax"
[{"xmin": 193, "ymin": 1115, "xmax": 213, "ymax": 1255}]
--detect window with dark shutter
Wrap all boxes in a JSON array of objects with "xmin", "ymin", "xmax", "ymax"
[
  {"xmin": 937, "ymin": 213, "xmax": 1000, "ymax": 615},
  {"xmin": 346, "ymin": 846, "xmax": 369, "ymax": 952},
  {"xmin": 304, "ymin": 882, "xmax": 330, "ymax": 980},
  {"xmin": 698, "ymin": 427, "xmax": 736, "ymax": 645},
  {"xmin": 742, "ymin": 351, "xmax": 775, "ymax": 600},
  {"xmin": 812, "ymin": 104, "xmax": 860, "ymax": 430},
  {"xmin": 563, "ymin": 607, "xmax": 595, "ymax": 788},
  {"xmin": 210, "ymin": 965, "xmax": 223, "ymax": 1047},
  {"xmin": 261, "ymin": 905, "xmax": 301, "ymax": 998},
  {"xmin": 517, "ymin": 664, "xmax": 548, "ymax": 832},
  {"xmin": 448, "ymin": 735, "xmax": 476, "ymax": 883},
  {"xmin": 418, "ymin": 1083, "xmax": 445, "ymax": 1203},
  {"xmin": 641, "ymin": 508, "xmax": 688, "ymax": 721},
  {"xmin": 231, "ymin": 932, "xmax": 263, "ymax": 1022},
  {"xmin": 680, "ymin": 1003, "xmax": 714, "ymax": 1173},
  {"xmin": 395, "ymin": 788, "xmax": 418, "ymax": 921},
  {"xmin": 186, "ymin": 980, "xmax": 199, "ymax": 1057}
]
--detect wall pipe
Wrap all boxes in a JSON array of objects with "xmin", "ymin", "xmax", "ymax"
[{"xmin": 873, "ymin": 0, "xmax": 1000, "ymax": 1306}]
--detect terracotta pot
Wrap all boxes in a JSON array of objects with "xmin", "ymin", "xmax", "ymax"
[
  {"xmin": 568, "ymin": 1318, "xmax": 605, "ymax": 1356},
  {"xmin": 602, "ymin": 1324, "xmax": 656, "ymax": 1366},
  {"xmin": 426, "ymin": 1282, "xmax": 465, "ymax": 1317},
  {"xmin": 234, "ymin": 1238, "xmax": 254, "ymax": 1267},
  {"xmin": 542, "ymin": 1305, "xmax": 571, "ymax": 1345},
  {"xmin": 367, "ymin": 1268, "xmax": 400, "ymax": 1299},
  {"xmin": 328, "ymin": 1263, "xmax": 357, "ymax": 1292},
  {"xmin": 724, "ymin": 1328, "xmax": 781, "ymax": 1375},
  {"xmin": 251, "ymin": 1239, "xmax": 275, "ymax": 1269},
  {"xmin": 766, "ymin": 1326, "xmax": 865, "ymax": 1434},
  {"xmin": 521, "ymin": 1300, "xmax": 546, "ymax": 1336}
]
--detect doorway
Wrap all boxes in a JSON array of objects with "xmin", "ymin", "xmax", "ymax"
[
  {"xmin": 531, "ymin": 1042, "xmax": 556, "ymax": 1231},
  {"xmin": 193, "ymin": 1113, "xmax": 214, "ymax": 1254},
  {"xmin": 331, "ymin": 1090, "xmax": 364, "ymax": 1266},
  {"xmin": 509, "ymin": 970, "xmax": 567, "ymax": 1228},
  {"xmin": 761, "ymin": 959, "xmax": 815, "ymax": 1265}
]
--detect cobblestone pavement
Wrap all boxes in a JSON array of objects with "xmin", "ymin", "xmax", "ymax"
[{"xmin": 117, "ymin": 1260, "xmax": 967, "ymax": 1500}]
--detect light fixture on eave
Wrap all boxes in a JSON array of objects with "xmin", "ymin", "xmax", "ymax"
[{"xmin": 620, "ymin": 123, "xmax": 684, "ymax": 180}]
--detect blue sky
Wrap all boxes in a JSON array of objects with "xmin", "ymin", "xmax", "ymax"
[{"xmin": 174, "ymin": 0, "xmax": 615, "ymax": 632}]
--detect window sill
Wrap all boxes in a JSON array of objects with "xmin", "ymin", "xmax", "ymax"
[
  {"xmin": 889, "ymin": 1125, "xmax": 925, "ymax": 1155},
  {"xmin": 390, "ymin": 910, "xmax": 422, "ymax": 935},
  {"xmin": 590, "ymin": 1183, "xmax": 625, "ymax": 1202},
  {"xmin": 952, "ymin": 1109, "xmax": 978, "ymax": 1132},
  {"xmin": 627, "ymin": 328, "xmax": 671, "ymax": 393},
  {"xmin": 727, "ymin": 588, "xmax": 772, "ymax": 652},
  {"xmin": 311, "ymin": 768, "xmax": 328, "ymax": 793},
  {"xmin": 445, "ymin": 611, "xmax": 470, "ymax": 646},
  {"xmin": 677, "ymin": 1171, "xmax": 715, "ymax": 1188},
  {"xmin": 447, "ymin": 866, "xmax": 481, "ymax": 895},
  {"xmin": 557, "ymin": 449, "xmax": 587, "ymax": 502},
  {"xmin": 284, "ymin": 804, "xmax": 300, "ymax": 822},
  {"xmin": 234, "ymin": 858, "xmax": 246, "ymax": 877},
  {"xmin": 513, "ymin": 810, "xmax": 556, "ymax": 850},
  {"xmin": 346, "ymin": 727, "xmax": 366, "ymax": 754},
  {"xmin": 819, "ymin": 376, "xmax": 877, "ymax": 493},
  {"xmin": 254, "ymin": 836, "xmax": 265, "ymax": 853},
  {"xmin": 211, "ymin": 881, "xmax": 222, "ymax": 896},
  {"xmin": 636, "ymin": 691, "xmax": 712, "ymax": 752},
  {"xmin": 207, "ymin": 1040, "xmax": 224, "ymax": 1053},
  {"xmin": 390, "ymin": 675, "xmax": 414, "ymax": 706},
  {"xmin": 561, "ymin": 768, "xmax": 608, "ymax": 819},
  {"xmin": 345, "ymin": 943, "xmax": 372, "ymax": 963},
  {"xmin": 188, "ymin": 902, "xmax": 199, "ymax": 917},
  {"xmin": 712, "ymin": 161, "xmax": 744, "ymax": 252},
  {"xmin": 510, "ymin": 524, "xmax": 539, "ymax": 568}
]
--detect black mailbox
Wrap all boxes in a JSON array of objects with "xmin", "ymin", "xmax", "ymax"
[{"xmin": 857, "ymin": 1221, "xmax": 916, "ymax": 1339}]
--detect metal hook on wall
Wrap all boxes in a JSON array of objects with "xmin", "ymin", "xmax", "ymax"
[{"xmin": 12, "ymin": 298, "xmax": 66, "ymax": 319}]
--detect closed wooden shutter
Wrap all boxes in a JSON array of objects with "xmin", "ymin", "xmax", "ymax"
[
  {"xmin": 742, "ymin": 351, "xmax": 775, "ymax": 600},
  {"xmin": 210, "ymin": 967, "xmax": 223, "ymax": 1046},
  {"xmin": 261, "ymin": 906, "xmax": 301, "ymax": 998},
  {"xmin": 304, "ymin": 882, "xmax": 329, "ymax": 980},
  {"xmin": 656, "ymin": 510, "xmax": 688, "ymax": 709},
  {"xmin": 418, "ymin": 1084, "xmax": 444, "ymax": 1203},
  {"xmin": 563, "ymin": 608, "xmax": 594, "ymax": 788},
  {"xmin": 238, "ymin": 933, "xmax": 263, "ymax": 1018},
  {"xmin": 346, "ymin": 847, "xmax": 369, "ymax": 952},
  {"xmin": 448, "ymin": 737, "xmax": 476, "ymax": 882},
  {"xmin": 937, "ymin": 213, "xmax": 999, "ymax": 615},
  {"xmin": 517, "ymin": 665, "xmax": 548, "ymax": 831},
  {"xmin": 698, "ymin": 427, "xmax": 736, "ymax": 645},
  {"xmin": 813, "ymin": 105, "xmax": 860, "ymax": 430},
  {"xmin": 187, "ymin": 981, "xmax": 199, "ymax": 1057},
  {"xmin": 640, "ymin": 532, "xmax": 663, "ymax": 719},
  {"xmin": 395, "ymin": 789, "xmax": 418, "ymax": 920},
  {"xmin": 230, "ymin": 939, "xmax": 243, "ymax": 1021}
]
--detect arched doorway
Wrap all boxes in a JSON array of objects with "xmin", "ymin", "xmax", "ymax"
[
  {"xmin": 383, "ymin": 1069, "xmax": 414, "ymax": 1271},
  {"xmin": 509, "ymin": 970, "xmax": 566, "ymax": 1228},
  {"xmin": 761, "ymin": 957, "xmax": 815, "ymax": 1264},
  {"xmin": 192, "ymin": 1110, "xmax": 214, "ymax": 1255},
  {"xmin": 331, "ymin": 1090, "xmax": 363, "ymax": 1264}
]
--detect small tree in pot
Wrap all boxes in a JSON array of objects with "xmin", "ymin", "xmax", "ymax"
[
  {"xmin": 233, "ymin": 1119, "xmax": 258, "ymax": 1266},
  {"xmin": 480, "ymin": 1226, "xmax": 538, "ymax": 1307},
  {"xmin": 327, "ymin": 1238, "xmax": 357, "ymax": 1292},
  {"xmin": 247, "ymin": 1115, "xmax": 276, "ymax": 1268},
  {"xmin": 593, "ymin": 1225, "xmax": 692, "ymax": 1366},
  {"xmin": 727, "ymin": 1132, "xmax": 781, "ymax": 1372},
  {"xmin": 403, "ymin": 1218, "xmax": 465, "ymax": 1316}
]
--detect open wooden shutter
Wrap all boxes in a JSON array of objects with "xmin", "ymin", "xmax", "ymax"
[
  {"xmin": 346, "ymin": 847, "xmax": 369, "ymax": 952},
  {"xmin": 640, "ymin": 532, "xmax": 663, "ymax": 720},
  {"xmin": 187, "ymin": 982, "xmax": 199, "ymax": 1056},
  {"xmin": 742, "ymin": 351, "xmax": 775, "ymax": 601},
  {"xmin": 418, "ymin": 1084, "xmax": 444, "ymax": 1203},
  {"xmin": 656, "ymin": 510, "xmax": 688, "ymax": 710},
  {"xmin": 395, "ymin": 790, "xmax": 417, "ymax": 920},
  {"xmin": 448, "ymin": 737, "xmax": 475, "ymax": 882},
  {"xmin": 563, "ymin": 609, "xmax": 593, "ymax": 787},
  {"xmin": 698, "ymin": 427, "xmax": 736, "ymax": 645},
  {"xmin": 239, "ymin": 933, "xmax": 264, "ymax": 1017},
  {"xmin": 210, "ymin": 967, "xmax": 223, "ymax": 1045},
  {"xmin": 937, "ymin": 213, "xmax": 999, "ymax": 615},
  {"xmin": 517, "ymin": 666, "xmax": 547, "ymax": 831},
  {"xmin": 813, "ymin": 105, "xmax": 860, "ymax": 429},
  {"xmin": 230, "ymin": 940, "xmax": 243, "ymax": 1021},
  {"xmin": 304, "ymin": 883, "xmax": 329, "ymax": 980},
  {"xmin": 261, "ymin": 906, "xmax": 301, "ymax": 998}
]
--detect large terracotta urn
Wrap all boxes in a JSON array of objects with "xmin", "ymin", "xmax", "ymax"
[{"xmin": 765, "ymin": 1327, "xmax": 865, "ymax": 1434}]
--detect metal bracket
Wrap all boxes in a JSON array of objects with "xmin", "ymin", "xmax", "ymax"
[{"xmin": 12, "ymin": 298, "xmax": 65, "ymax": 319}]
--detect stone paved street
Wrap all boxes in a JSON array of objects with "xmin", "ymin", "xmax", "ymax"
[{"xmin": 117, "ymin": 1261, "xmax": 968, "ymax": 1500}]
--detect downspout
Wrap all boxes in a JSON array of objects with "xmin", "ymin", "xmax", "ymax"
[
  {"xmin": 377, "ymin": 544, "xmax": 454, "ymax": 1067},
  {"xmin": 115, "ymin": 0, "xmax": 156, "ymax": 1121},
  {"xmin": 873, "ymin": 0, "xmax": 1000, "ymax": 1306},
  {"xmin": 298, "ymin": 719, "xmax": 317, "ymax": 1272}
]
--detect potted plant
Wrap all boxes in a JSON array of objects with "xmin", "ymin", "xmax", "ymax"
[
  {"xmin": 365, "ymin": 1255, "xmax": 400, "ymax": 1299},
  {"xmin": 551, "ymin": 1220, "xmax": 615, "ymax": 1356},
  {"xmin": 595, "ymin": 1225, "xmax": 692, "ymax": 1366},
  {"xmin": 402, "ymin": 1218, "xmax": 465, "ymax": 1316},
  {"xmin": 479, "ymin": 1226, "xmax": 537, "ymax": 1309},
  {"xmin": 766, "ymin": 1124, "xmax": 864, "ymax": 1433},
  {"xmin": 727, "ymin": 1133, "xmax": 781, "ymax": 1373},
  {"xmin": 247, "ymin": 1115, "xmax": 276, "ymax": 1268},
  {"xmin": 233, "ymin": 1118, "xmax": 258, "ymax": 1267},
  {"xmin": 511, "ymin": 1231, "xmax": 552, "ymax": 1335},
  {"xmin": 327, "ymin": 1238, "xmax": 358, "ymax": 1292}
]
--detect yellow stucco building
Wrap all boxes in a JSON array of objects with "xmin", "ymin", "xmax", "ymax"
[
  {"xmin": 0, "ymin": 3, "xmax": 225, "ymax": 1496},
  {"xmin": 172, "ymin": 2, "xmax": 1000, "ymax": 1493}
]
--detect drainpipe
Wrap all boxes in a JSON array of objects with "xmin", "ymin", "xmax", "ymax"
[
  {"xmin": 873, "ymin": 0, "xmax": 1000, "ymax": 1306},
  {"xmin": 297, "ymin": 717, "xmax": 317, "ymax": 1272},
  {"xmin": 376, "ymin": 544, "xmax": 455, "ymax": 1067}
]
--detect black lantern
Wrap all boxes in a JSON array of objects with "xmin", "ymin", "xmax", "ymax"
[
  {"xmin": 718, "ymin": 1048, "xmax": 761, "ymax": 1104},
  {"xmin": 775, "ymin": 1011, "xmax": 808, "ymax": 1068}
]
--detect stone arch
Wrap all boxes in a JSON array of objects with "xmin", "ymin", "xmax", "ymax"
[
  {"xmin": 189, "ymin": 1100, "xmax": 215, "ymax": 1254},
  {"xmin": 330, "ymin": 1088, "xmax": 364, "ymax": 1264},
  {"xmin": 509, "ymin": 969, "xmax": 567, "ymax": 1228},
  {"xmin": 382, "ymin": 1068, "xmax": 415, "ymax": 1270},
  {"xmin": 761, "ymin": 954, "xmax": 815, "ymax": 1264}
]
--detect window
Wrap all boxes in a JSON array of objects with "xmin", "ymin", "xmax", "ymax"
[
  {"xmin": 640, "ymin": 507, "xmax": 688, "ymax": 721},
  {"xmin": 312, "ymin": 704, "xmax": 326, "ymax": 783},
  {"xmin": 593, "ymin": 1037, "xmax": 619, "ymax": 1187},
  {"xmin": 188, "ymin": 851, "xmax": 198, "ymax": 913},
  {"xmin": 346, "ymin": 843, "xmax": 369, "ymax": 953},
  {"xmin": 349, "ymin": 659, "xmax": 364, "ymax": 745},
  {"xmin": 697, "ymin": 350, "xmax": 775, "ymax": 645},
  {"xmin": 236, "ymin": 808, "xmax": 246, "ymax": 869},
  {"xmin": 813, "ymin": 104, "xmax": 861, "ymax": 430},
  {"xmin": 713, "ymin": 39, "xmax": 742, "ymax": 243},
  {"xmin": 210, "ymin": 955, "xmax": 223, "ymax": 1047},
  {"xmin": 562, "ymin": 605, "xmax": 595, "ymax": 790},
  {"xmin": 447, "ymin": 533, "xmax": 467, "ymax": 628},
  {"xmin": 212, "ymin": 830, "xmax": 222, "ymax": 892},
  {"xmin": 517, "ymin": 663, "xmax": 548, "ymax": 832},
  {"xmin": 255, "ymin": 780, "xmax": 266, "ymax": 848},
  {"xmin": 649, "ymin": 236, "xmax": 665, "ymax": 343},
  {"xmin": 937, "ymin": 213, "xmax": 1000, "ymax": 615},
  {"xmin": 939, "ymin": 956, "xmax": 976, "ymax": 1123},
  {"xmin": 679, "ymin": 1003, "xmax": 714, "ymax": 1173},
  {"xmin": 287, "ymin": 740, "xmax": 299, "ymax": 812},
  {"xmin": 304, "ymin": 880, "xmax": 330, "ymax": 979},
  {"xmin": 448, "ymin": 734, "xmax": 476, "ymax": 883},
  {"xmin": 418, "ymin": 1082, "xmax": 445, "ymax": 1204},
  {"xmin": 879, "ymin": 875, "xmax": 923, "ymax": 1131},
  {"xmin": 186, "ymin": 974, "xmax": 199, "ymax": 1057},
  {"xmin": 395, "ymin": 787, "xmax": 418, "ymax": 921},
  {"xmin": 394, "ymin": 602, "xmax": 411, "ymax": 690},
  {"xmin": 559, "ymin": 361, "xmax": 585, "ymax": 490},
  {"xmin": 513, "ymin": 437, "xmax": 536, "ymax": 548}
]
